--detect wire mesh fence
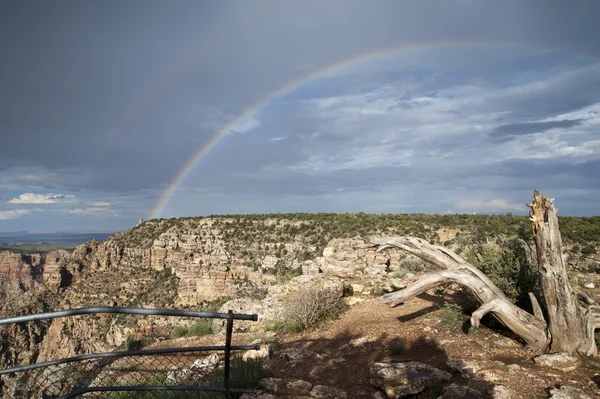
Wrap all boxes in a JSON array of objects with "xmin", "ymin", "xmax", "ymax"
[{"xmin": 0, "ymin": 308, "xmax": 259, "ymax": 399}]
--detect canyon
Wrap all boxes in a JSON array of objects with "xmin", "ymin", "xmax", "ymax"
[{"xmin": 0, "ymin": 214, "xmax": 598, "ymax": 377}]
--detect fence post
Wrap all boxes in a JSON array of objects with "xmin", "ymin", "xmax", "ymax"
[{"xmin": 224, "ymin": 309, "xmax": 234, "ymax": 396}]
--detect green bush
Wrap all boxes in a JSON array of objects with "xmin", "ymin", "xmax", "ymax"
[
  {"xmin": 343, "ymin": 283, "xmax": 354, "ymax": 297},
  {"xmin": 188, "ymin": 319, "xmax": 214, "ymax": 336},
  {"xmin": 440, "ymin": 302, "xmax": 463, "ymax": 327},
  {"xmin": 399, "ymin": 255, "xmax": 426, "ymax": 272},
  {"xmin": 173, "ymin": 326, "xmax": 189, "ymax": 338},
  {"xmin": 172, "ymin": 319, "xmax": 214, "ymax": 338},
  {"xmin": 263, "ymin": 319, "xmax": 287, "ymax": 333},
  {"xmin": 464, "ymin": 238, "xmax": 539, "ymax": 309},
  {"xmin": 387, "ymin": 338, "xmax": 406, "ymax": 355},
  {"xmin": 263, "ymin": 318, "xmax": 302, "ymax": 333},
  {"xmin": 581, "ymin": 244, "xmax": 596, "ymax": 257},
  {"xmin": 229, "ymin": 356, "xmax": 272, "ymax": 389}
]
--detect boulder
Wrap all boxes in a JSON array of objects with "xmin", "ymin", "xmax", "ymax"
[
  {"xmin": 437, "ymin": 384, "xmax": 484, "ymax": 399},
  {"xmin": 548, "ymin": 386, "xmax": 594, "ymax": 399},
  {"xmin": 258, "ymin": 378, "xmax": 313, "ymax": 396},
  {"xmin": 492, "ymin": 385, "xmax": 511, "ymax": 399},
  {"xmin": 279, "ymin": 347, "xmax": 316, "ymax": 363},
  {"xmin": 370, "ymin": 362, "xmax": 452, "ymax": 398},
  {"xmin": 167, "ymin": 353, "xmax": 219, "ymax": 384},
  {"xmin": 243, "ymin": 344, "xmax": 271, "ymax": 361},
  {"xmin": 534, "ymin": 353, "xmax": 581, "ymax": 372},
  {"xmin": 310, "ymin": 385, "xmax": 347, "ymax": 399},
  {"xmin": 190, "ymin": 353, "xmax": 219, "ymax": 372},
  {"xmin": 241, "ymin": 379, "xmax": 347, "ymax": 398},
  {"xmin": 446, "ymin": 358, "xmax": 481, "ymax": 378}
]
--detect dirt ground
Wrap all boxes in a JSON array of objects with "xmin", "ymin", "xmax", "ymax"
[
  {"xmin": 157, "ymin": 290, "xmax": 600, "ymax": 398},
  {"xmin": 256, "ymin": 294, "xmax": 600, "ymax": 398}
]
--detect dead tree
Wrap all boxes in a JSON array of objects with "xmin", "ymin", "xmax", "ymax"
[{"xmin": 361, "ymin": 191, "xmax": 600, "ymax": 356}]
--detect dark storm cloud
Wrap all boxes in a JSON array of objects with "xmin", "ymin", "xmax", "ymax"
[
  {"xmin": 2, "ymin": 0, "xmax": 600, "ymax": 230},
  {"xmin": 490, "ymin": 119, "xmax": 583, "ymax": 141}
]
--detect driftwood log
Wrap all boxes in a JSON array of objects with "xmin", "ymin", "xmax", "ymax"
[{"xmin": 361, "ymin": 191, "xmax": 600, "ymax": 357}]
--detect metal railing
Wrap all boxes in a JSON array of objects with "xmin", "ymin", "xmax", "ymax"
[{"xmin": 0, "ymin": 307, "xmax": 259, "ymax": 398}]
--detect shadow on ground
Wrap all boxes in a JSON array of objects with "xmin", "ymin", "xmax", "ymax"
[{"xmin": 267, "ymin": 328, "xmax": 496, "ymax": 399}]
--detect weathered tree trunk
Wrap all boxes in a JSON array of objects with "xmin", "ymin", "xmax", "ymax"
[
  {"xmin": 365, "ymin": 190, "xmax": 600, "ymax": 357},
  {"xmin": 529, "ymin": 191, "xmax": 600, "ymax": 356}
]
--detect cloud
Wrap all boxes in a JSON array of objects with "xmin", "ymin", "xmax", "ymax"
[
  {"xmin": 454, "ymin": 199, "xmax": 525, "ymax": 213},
  {"xmin": 490, "ymin": 119, "xmax": 583, "ymax": 141},
  {"xmin": 8, "ymin": 193, "xmax": 76, "ymax": 204},
  {"xmin": 0, "ymin": 209, "xmax": 31, "ymax": 220},
  {"xmin": 91, "ymin": 201, "xmax": 111, "ymax": 207},
  {"xmin": 230, "ymin": 116, "xmax": 261, "ymax": 134},
  {"xmin": 2, "ymin": 1, "xmax": 600, "ymax": 230},
  {"xmin": 69, "ymin": 207, "xmax": 117, "ymax": 217}
]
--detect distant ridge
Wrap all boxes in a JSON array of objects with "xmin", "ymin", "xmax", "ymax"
[{"xmin": 0, "ymin": 231, "xmax": 113, "ymax": 245}]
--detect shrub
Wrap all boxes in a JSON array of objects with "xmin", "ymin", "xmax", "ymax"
[
  {"xmin": 440, "ymin": 302, "xmax": 463, "ymax": 327},
  {"xmin": 173, "ymin": 326, "xmax": 189, "ymax": 338},
  {"xmin": 464, "ymin": 238, "xmax": 539, "ymax": 310},
  {"xmin": 126, "ymin": 338, "xmax": 143, "ymax": 351},
  {"xmin": 173, "ymin": 319, "xmax": 214, "ymax": 338},
  {"xmin": 283, "ymin": 283, "xmax": 347, "ymax": 331},
  {"xmin": 263, "ymin": 319, "xmax": 287, "ymax": 333},
  {"xmin": 387, "ymin": 338, "xmax": 407, "ymax": 356},
  {"xmin": 393, "ymin": 268, "xmax": 409, "ymax": 279},
  {"xmin": 581, "ymin": 244, "xmax": 596, "ymax": 257},
  {"xmin": 399, "ymin": 255, "xmax": 425, "ymax": 272},
  {"xmin": 343, "ymin": 283, "xmax": 354, "ymax": 297},
  {"xmin": 269, "ymin": 340, "xmax": 282, "ymax": 353},
  {"xmin": 229, "ymin": 356, "xmax": 272, "ymax": 389},
  {"xmin": 188, "ymin": 319, "xmax": 214, "ymax": 336}
]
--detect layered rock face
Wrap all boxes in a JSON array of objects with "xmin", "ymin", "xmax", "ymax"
[
  {"xmin": 0, "ymin": 218, "xmax": 326, "ymax": 364},
  {"xmin": 0, "ymin": 250, "xmax": 71, "ymax": 291},
  {"xmin": 66, "ymin": 218, "xmax": 314, "ymax": 305}
]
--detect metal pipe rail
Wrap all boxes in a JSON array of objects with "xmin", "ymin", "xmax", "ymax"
[
  {"xmin": 0, "ymin": 307, "xmax": 261, "ymax": 398},
  {"xmin": 0, "ymin": 306, "xmax": 258, "ymax": 325},
  {"xmin": 0, "ymin": 345, "xmax": 260, "ymax": 376}
]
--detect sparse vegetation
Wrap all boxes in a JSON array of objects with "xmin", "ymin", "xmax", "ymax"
[
  {"xmin": 263, "ymin": 319, "xmax": 289, "ymax": 334},
  {"xmin": 283, "ymin": 283, "xmax": 347, "ymax": 331},
  {"xmin": 387, "ymin": 338, "xmax": 407, "ymax": 355},
  {"xmin": 440, "ymin": 302, "xmax": 463, "ymax": 327},
  {"xmin": 172, "ymin": 319, "xmax": 214, "ymax": 338},
  {"xmin": 463, "ymin": 237, "xmax": 539, "ymax": 309},
  {"xmin": 228, "ymin": 356, "xmax": 272, "ymax": 390}
]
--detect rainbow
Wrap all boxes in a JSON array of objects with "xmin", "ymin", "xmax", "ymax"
[{"xmin": 149, "ymin": 40, "xmax": 576, "ymax": 219}]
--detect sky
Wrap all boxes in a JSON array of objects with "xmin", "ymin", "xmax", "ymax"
[{"xmin": 1, "ymin": 1, "xmax": 600, "ymax": 233}]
